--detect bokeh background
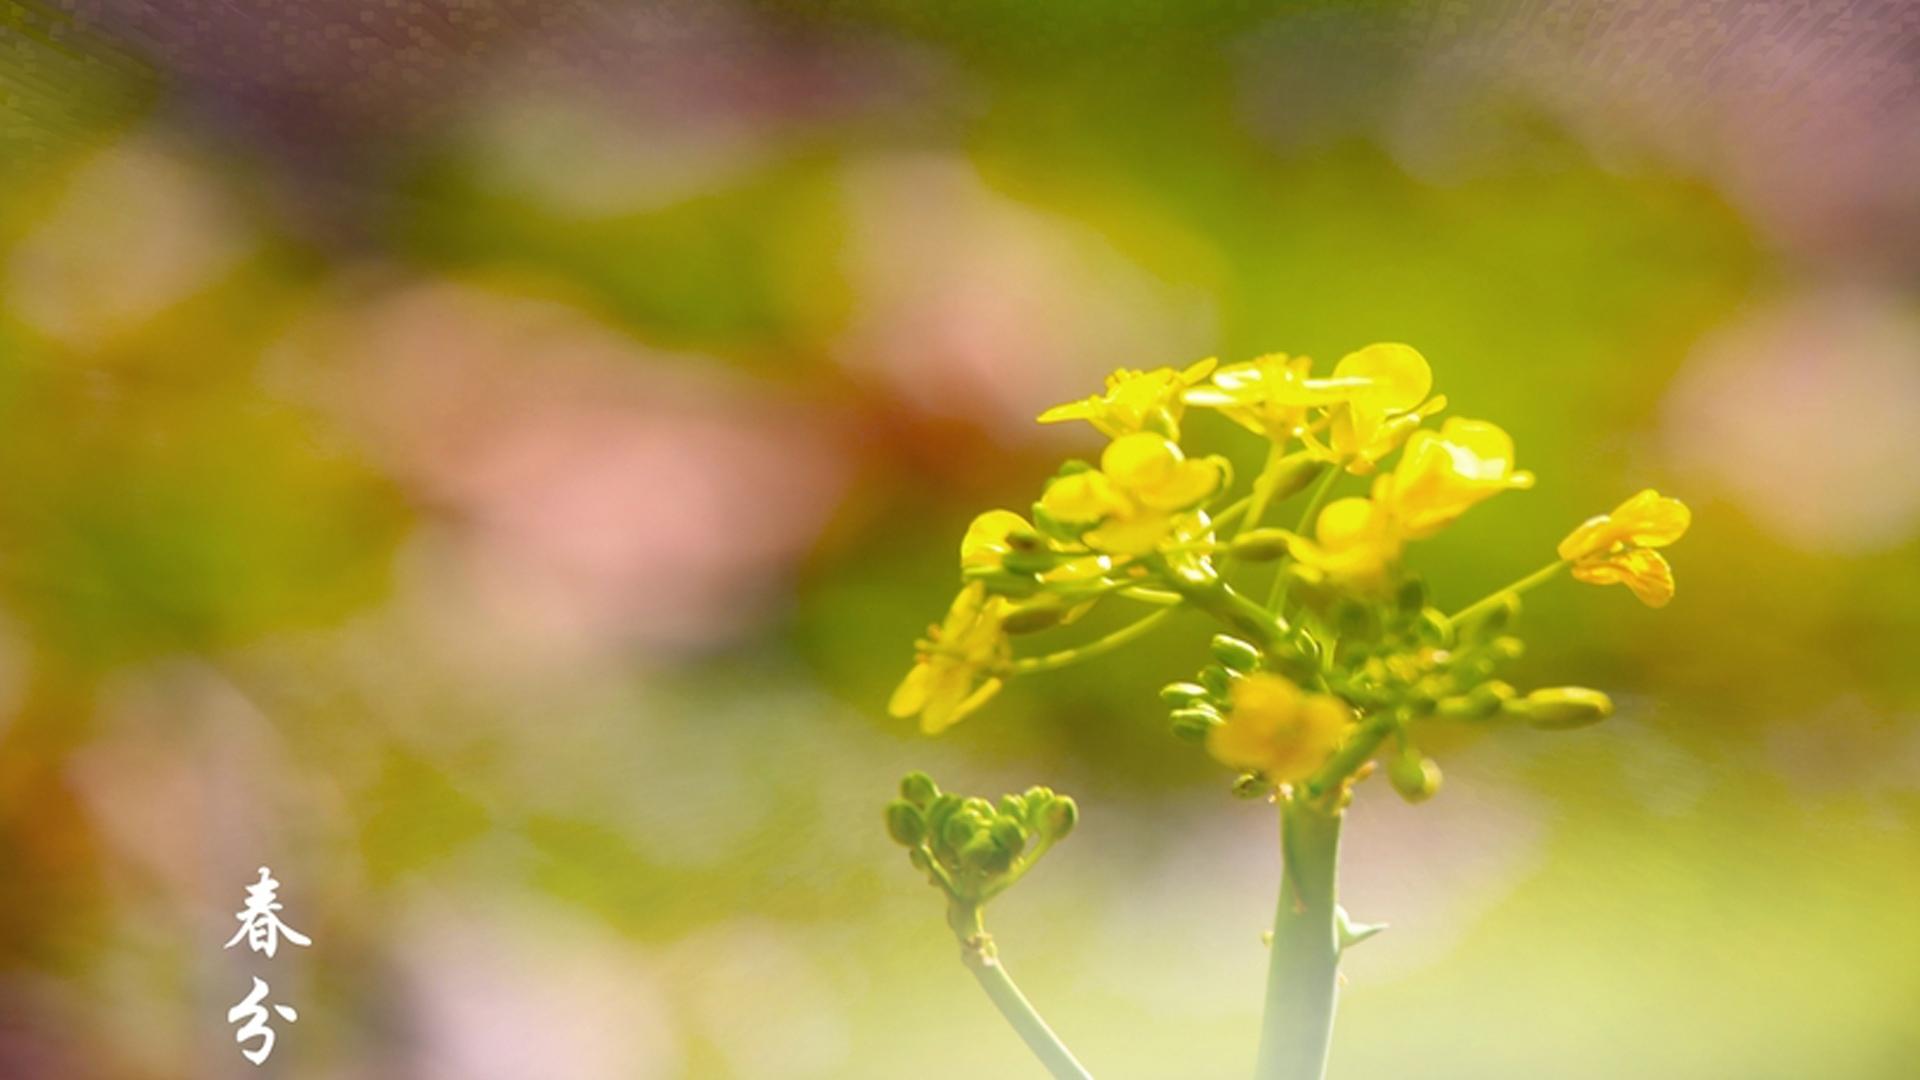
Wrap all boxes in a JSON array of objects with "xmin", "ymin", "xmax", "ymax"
[{"xmin": 2, "ymin": 1, "xmax": 1918, "ymax": 1076}]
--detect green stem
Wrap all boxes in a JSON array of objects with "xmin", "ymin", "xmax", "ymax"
[
  {"xmin": 950, "ymin": 905, "xmax": 1093, "ymax": 1080},
  {"xmin": 1011, "ymin": 609, "xmax": 1174, "ymax": 674},
  {"xmin": 1256, "ymin": 796, "xmax": 1344, "ymax": 1080},
  {"xmin": 1168, "ymin": 576, "xmax": 1289, "ymax": 650},
  {"xmin": 1268, "ymin": 467, "xmax": 1340, "ymax": 610},
  {"xmin": 1448, "ymin": 559, "xmax": 1568, "ymax": 625},
  {"xmin": 1235, "ymin": 443, "xmax": 1289, "ymax": 541}
]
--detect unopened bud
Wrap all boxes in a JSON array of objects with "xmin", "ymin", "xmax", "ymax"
[
  {"xmin": 1210, "ymin": 634, "xmax": 1262, "ymax": 673},
  {"xmin": 1039, "ymin": 796, "xmax": 1078, "ymax": 841},
  {"xmin": 1396, "ymin": 578, "xmax": 1428, "ymax": 616},
  {"xmin": 1266, "ymin": 456, "xmax": 1327, "ymax": 502},
  {"xmin": 989, "ymin": 818, "xmax": 1028, "ymax": 860},
  {"xmin": 1170, "ymin": 707, "xmax": 1222, "ymax": 743},
  {"xmin": 1229, "ymin": 528, "xmax": 1293, "ymax": 562},
  {"xmin": 1199, "ymin": 665, "xmax": 1234, "ymax": 696},
  {"xmin": 1517, "ymin": 687, "xmax": 1614, "ymax": 729},
  {"xmin": 900, "ymin": 772, "xmax": 939, "ymax": 808},
  {"xmin": 1388, "ymin": 748, "xmax": 1442, "ymax": 803},
  {"xmin": 1231, "ymin": 773, "xmax": 1273, "ymax": 799},
  {"xmin": 1001, "ymin": 596, "xmax": 1074, "ymax": 634},
  {"xmin": 1160, "ymin": 681, "xmax": 1212, "ymax": 707},
  {"xmin": 885, "ymin": 800, "xmax": 926, "ymax": 846}
]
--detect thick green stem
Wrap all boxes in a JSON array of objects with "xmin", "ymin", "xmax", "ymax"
[
  {"xmin": 950, "ymin": 904, "xmax": 1093, "ymax": 1080},
  {"xmin": 1256, "ymin": 797, "xmax": 1344, "ymax": 1080}
]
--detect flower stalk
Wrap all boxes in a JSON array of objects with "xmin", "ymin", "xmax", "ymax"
[
  {"xmin": 1257, "ymin": 796, "xmax": 1345, "ymax": 1080},
  {"xmin": 950, "ymin": 903, "xmax": 1093, "ymax": 1080}
]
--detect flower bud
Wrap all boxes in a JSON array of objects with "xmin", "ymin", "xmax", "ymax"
[
  {"xmin": 1160, "ymin": 681, "xmax": 1213, "ymax": 707},
  {"xmin": 960, "ymin": 833, "xmax": 1005, "ymax": 872},
  {"xmin": 1388, "ymin": 748, "xmax": 1441, "ymax": 803},
  {"xmin": 925, "ymin": 793, "xmax": 963, "ymax": 840},
  {"xmin": 900, "ymin": 772, "xmax": 940, "ymax": 809},
  {"xmin": 989, "ymin": 818, "xmax": 1028, "ymax": 861},
  {"xmin": 1038, "ymin": 796, "xmax": 1078, "ymax": 841},
  {"xmin": 885, "ymin": 800, "xmax": 927, "ymax": 846},
  {"xmin": 1229, "ymin": 528, "xmax": 1293, "ymax": 562},
  {"xmin": 1517, "ymin": 687, "xmax": 1614, "ymax": 729},
  {"xmin": 1396, "ymin": 578, "xmax": 1428, "ymax": 616},
  {"xmin": 1170, "ymin": 706, "xmax": 1222, "ymax": 743},
  {"xmin": 1267, "ymin": 456, "xmax": 1327, "ymax": 502},
  {"xmin": 1490, "ymin": 636, "xmax": 1526, "ymax": 661},
  {"xmin": 942, "ymin": 811, "xmax": 983, "ymax": 852},
  {"xmin": 1209, "ymin": 634, "xmax": 1262, "ymax": 673},
  {"xmin": 997, "ymin": 794, "xmax": 1028, "ymax": 820},
  {"xmin": 1001, "ymin": 596, "xmax": 1074, "ymax": 634},
  {"xmin": 1199, "ymin": 665, "xmax": 1234, "ymax": 696},
  {"xmin": 1231, "ymin": 772, "xmax": 1272, "ymax": 799}
]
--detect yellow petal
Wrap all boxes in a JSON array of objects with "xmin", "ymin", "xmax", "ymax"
[
  {"xmin": 1332, "ymin": 343, "xmax": 1433, "ymax": 412},
  {"xmin": 1040, "ymin": 471, "xmax": 1124, "ymax": 525},
  {"xmin": 888, "ymin": 661, "xmax": 932, "ymax": 718},
  {"xmin": 1572, "ymin": 549, "xmax": 1675, "ymax": 607},
  {"xmin": 923, "ymin": 675, "xmax": 1003, "ymax": 734},
  {"xmin": 960, "ymin": 509, "xmax": 1031, "ymax": 568},
  {"xmin": 1100, "ymin": 432, "xmax": 1183, "ymax": 489},
  {"xmin": 1613, "ymin": 489, "xmax": 1691, "ymax": 548},
  {"xmin": 1083, "ymin": 513, "xmax": 1177, "ymax": 555}
]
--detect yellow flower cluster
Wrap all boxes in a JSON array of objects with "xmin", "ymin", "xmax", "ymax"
[{"xmin": 887, "ymin": 341, "xmax": 1691, "ymax": 764}]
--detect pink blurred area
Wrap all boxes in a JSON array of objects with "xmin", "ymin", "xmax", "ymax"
[{"xmin": 283, "ymin": 280, "xmax": 856, "ymax": 664}]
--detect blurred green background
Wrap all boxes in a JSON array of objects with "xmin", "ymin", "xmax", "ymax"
[{"xmin": 1, "ymin": 1, "xmax": 1917, "ymax": 1076}]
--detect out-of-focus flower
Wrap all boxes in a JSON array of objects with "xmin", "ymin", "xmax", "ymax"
[
  {"xmin": 1374, "ymin": 417, "xmax": 1534, "ymax": 538},
  {"xmin": 1039, "ymin": 359, "xmax": 1217, "ymax": 439},
  {"xmin": 1038, "ymin": 433, "xmax": 1227, "ymax": 556},
  {"xmin": 1559, "ymin": 489, "xmax": 1691, "ymax": 607},
  {"xmin": 5, "ymin": 135, "xmax": 251, "ymax": 349},
  {"xmin": 1664, "ymin": 291, "xmax": 1920, "ymax": 553},
  {"xmin": 835, "ymin": 155, "xmax": 1215, "ymax": 437},
  {"xmin": 889, "ymin": 582, "xmax": 1013, "ymax": 733},
  {"xmin": 401, "ymin": 896, "xmax": 680, "ymax": 1080},
  {"xmin": 1286, "ymin": 497, "xmax": 1403, "ymax": 591},
  {"xmin": 1206, "ymin": 673, "xmax": 1353, "ymax": 781},
  {"xmin": 286, "ymin": 282, "xmax": 850, "ymax": 665}
]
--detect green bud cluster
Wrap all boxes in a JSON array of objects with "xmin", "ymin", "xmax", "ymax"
[{"xmin": 885, "ymin": 771, "xmax": 1078, "ymax": 908}]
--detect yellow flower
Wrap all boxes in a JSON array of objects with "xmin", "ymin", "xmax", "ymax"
[
  {"xmin": 1319, "ymin": 343, "xmax": 1446, "ymax": 473},
  {"xmin": 960, "ymin": 508, "xmax": 1114, "ymax": 586},
  {"xmin": 1038, "ymin": 359, "xmax": 1217, "ymax": 439},
  {"xmin": 1037, "ymin": 432, "xmax": 1227, "ymax": 556},
  {"xmin": 1286, "ymin": 496, "xmax": 1403, "ymax": 590},
  {"xmin": 1183, "ymin": 354, "xmax": 1367, "ymax": 440},
  {"xmin": 1205, "ymin": 673, "xmax": 1354, "ymax": 782},
  {"xmin": 1558, "ymin": 489, "xmax": 1691, "ymax": 607},
  {"xmin": 960, "ymin": 510, "xmax": 1039, "ymax": 571},
  {"xmin": 1373, "ymin": 418, "xmax": 1534, "ymax": 539},
  {"xmin": 889, "ymin": 582, "xmax": 1013, "ymax": 733}
]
